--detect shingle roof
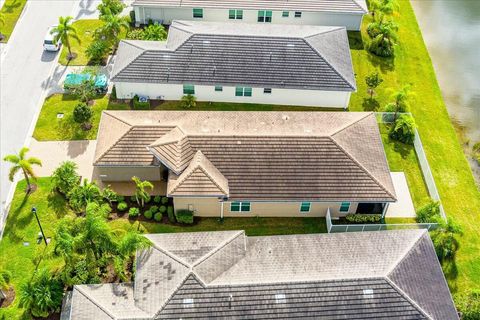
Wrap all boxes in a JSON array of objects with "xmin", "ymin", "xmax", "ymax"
[
  {"xmin": 132, "ymin": 0, "xmax": 368, "ymax": 14},
  {"xmin": 167, "ymin": 150, "xmax": 230, "ymax": 197},
  {"xmin": 67, "ymin": 230, "xmax": 458, "ymax": 320},
  {"xmin": 112, "ymin": 21, "xmax": 356, "ymax": 91},
  {"xmin": 94, "ymin": 111, "xmax": 395, "ymax": 202}
]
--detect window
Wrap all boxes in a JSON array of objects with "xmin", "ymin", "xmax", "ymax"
[
  {"xmin": 193, "ymin": 8, "xmax": 203, "ymax": 18},
  {"xmin": 183, "ymin": 84, "xmax": 195, "ymax": 95},
  {"xmin": 215, "ymin": 85, "xmax": 223, "ymax": 92},
  {"xmin": 294, "ymin": 11, "xmax": 302, "ymax": 18},
  {"xmin": 340, "ymin": 202, "xmax": 350, "ymax": 212},
  {"xmin": 235, "ymin": 87, "xmax": 252, "ymax": 97},
  {"xmin": 231, "ymin": 202, "xmax": 251, "ymax": 212},
  {"xmin": 257, "ymin": 10, "xmax": 272, "ymax": 23},
  {"xmin": 229, "ymin": 9, "xmax": 243, "ymax": 19},
  {"xmin": 282, "ymin": 11, "xmax": 289, "ymax": 17},
  {"xmin": 300, "ymin": 202, "xmax": 311, "ymax": 213},
  {"xmin": 263, "ymin": 88, "xmax": 272, "ymax": 94}
]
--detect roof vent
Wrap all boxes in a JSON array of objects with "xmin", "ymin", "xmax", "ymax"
[
  {"xmin": 363, "ymin": 289, "xmax": 374, "ymax": 299},
  {"xmin": 287, "ymin": 43, "xmax": 295, "ymax": 48},
  {"xmin": 203, "ymin": 40, "xmax": 211, "ymax": 44},
  {"xmin": 183, "ymin": 298, "xmax": 194, "ymax": 308},
  {"xmin": 275, "ymin": 294, "xmax": 286, "ymax": 304},
  {"xmin": 237, "ymin": 140, "xmax": 242, "ymax": 145},
  {"xmin": 228, "ymin": 294, "xmax": 234, "ymax": 309},
  {"xmin": 190, "ymin": 45, "xmax": 194, "ymax": 53},
  {"xmin": 282, "ymin": 115, "xmax": 290, "ymax": 121}
]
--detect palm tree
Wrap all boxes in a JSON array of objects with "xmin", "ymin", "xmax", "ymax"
[
  {"xmin": 367, "ymin": 18, "xmax": 398, "ymax": 57},
  {"xmin": 114, "ymin": 231, "xmax": 151, "ymax": 280},
  {"xmin": 132, "ymin": 176, "xmax": 153, "ymax": 207},
  {"xmin": 51, "ymin": 16, "xmax": 80, "ymax": 60},
  {"xmin": 3, "ymin": 147, "xmax": 42, "ymax": 193},
  {"xmin": 68, "ymin": 179, "xmax": 102, "ymax": 213},
  {"xmin": 98, "ymin": 8, "xmax": 129, "ymax": 44},
  {"xmin": 385, "ymin": 85, "xmax": 413, "ymax": 121},
  {"xmin": 369, "ymin": 0, "xmax": 398, "ymax": 18},
  {"xmin": 53, "ymin": 217, "xmax": 76, "ymax": 265},
  {"xmin": 431, "ymin": 217, "xmax": 463, "ymax": 261}
]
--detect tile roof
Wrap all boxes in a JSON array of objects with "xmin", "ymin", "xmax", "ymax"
[
  {"xmin": 111, "ymin": 21, "xmax": 356, "ymax": 91},
  {"xmin": 167, "ymin": 150, "xmax": 230, "ymax": 197},
  {"xmin": 67, "ymin": 230, "xmax": 458, "ymax": 320},
  {"xmin": 132, "ymin": 0, "xmax": 368, "ymax": 14},
  {"xmin": 94, "ymin": 111, "xmax": 396, "ymax": 202}
]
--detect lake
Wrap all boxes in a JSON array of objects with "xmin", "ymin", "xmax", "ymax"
[{"xmin": 411, "ymin": 0, "xmax": 480, "ymax": 182}]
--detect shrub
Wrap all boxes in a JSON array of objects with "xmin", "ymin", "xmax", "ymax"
[
  {"xmin": 345, "ymin": 214, "xmax": 382, "ymax": 223},
  {"xmin": 128, "ymin": 207, "xmax": 140, "ymax": 218},
  {"xmin": 117, "ymin": 195, "xmax": 125, "ymax": 202},
  {"xmin": 142, "ymin": 22, "xmax": 167, "ymax": 41},
  {"xmin": 117, "ymin": 201, "xmax": 128, "ymax": 211},
  {"xmin": 133, "ymin": 95, "xmax": 150, "ymax": 110},
  {"xmin": 69, "ymin": 79, "xmax": 97, "ymax": 103},
  {"xmin": 416, "ymin": 201, "xmax": 441, "ymax": 223},
  {"xmin": 181, "ymin": 94, "xmax": 197, "ymax": 109},
  {"xmin": 161, "ymin": 196, "xmax": 169, "ymax": 205},
  {"xmin": 98, "ymin": 0, "xmax": 125, "ymax": 16},
  {"xmin": 145, "ymin": 195, "xmax": 151, "ymax": 204},
  {"xmin": 73, "ymin": 103, "xmax": 93, "ymax": 130},
  {"xmin": 85, "ymin": 39, "xmax": 110, "ymax": 65},
  {"xmin": 130, "ymin": 196, "xmax": 137, "ymax": 202},
  {"xmin": 154, "ymin": 212, "xmax": 163, "ymax": 221},
  {"xmin": 126, "ymin": 28, "xmax": 144, "ymax": 40},
  {"xmin": 102, "ymin": 185, "xmax": 118, "ymax": 205},
  {"xmin": 144, "ymin": 210, "xmax": 153, "ymax": 219},
  {"xmin": 389, "ymin": 114, "xmax": 416, "ymax": 145},
  {"xmin": 167, "ymin": 206, "xmax": 175, "ymax": 223},
  {"xmin": 455, "ymin": 290, "xmax": 480, "ymax": 320},
  {"xmin": 150, "ymin": 205, "xmax": 159, "ymax": 213},
  {"xmin": 153, "ymin": 195, "xmax": 162, "ymax": 203},
  {"xmin": 51, "ymin": 161, "xmax": 80, "ymax": 197},
  {"xmin": 175, "ymin": 209, "xmax": 194, "ymax": 224},
  {"xmin": 159, "ymin": 205, "xmax": 167, "ymax": 214}
]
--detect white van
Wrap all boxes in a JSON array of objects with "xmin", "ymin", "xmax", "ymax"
[{"xmin": 43, "ymin": 26, "xmax": 61, "ymax": 51}]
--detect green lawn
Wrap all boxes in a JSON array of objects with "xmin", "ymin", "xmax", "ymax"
[
  {"xmin": 58, "ymin": 20, "xmax": 128, "ymax": 66},
  {"xmin": 0, "ymin": 178, "xmax": 326, "ymax": 319},
  {"xmin": 350, "ymin": 1, "xmax": 480, "ymax": 295},
  {"xmin": 0, "ymin": 0, "xmax": 27, "ymax": 42}
]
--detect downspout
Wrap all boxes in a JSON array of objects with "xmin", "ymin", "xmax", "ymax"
[
  {"xmin": 220, "ymin": 200, "xmax": 224, "ymax": 219},
  {"xmin": 381, "ymin": 203, "xmax": 389, "ymax": 218}
]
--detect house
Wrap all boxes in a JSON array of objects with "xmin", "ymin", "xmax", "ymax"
[
  {"xmin": 131, "ymin": 0, "xmax": 368, "ymax": 31},
  {"xmin": 111, "ymin": 20, "xmax": 356, "ymax": 109},
  {"xmin": 93, "ymin": 110, "xmax": 397, "ymax": 218},
  {"xmin": 63, "ymin": 229, "xmax": 459, "ymax": 319}
]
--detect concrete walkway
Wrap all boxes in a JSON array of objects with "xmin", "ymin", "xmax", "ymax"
[
  {"xmin": 385, "ymin": 172, "xmax": 416, "ymax": 218},
  {"xmin": 29, "ymin": 139, "xmax": 96, "ymax": 180}
]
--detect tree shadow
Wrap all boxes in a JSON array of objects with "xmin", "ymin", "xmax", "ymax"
[
  {"xmin": 362, "ymin": 98, "xmax": 380, "ymax": 111},
  {"xmin": 4, "ymin": 192, "xmax": 30, "ymax": 243},
  {"xmin": 392, "ymin": 139, "xmax": 414, "ymax": 160},
  {"xmin": 2, "ymin": 0, "xmax": 21, "ymax": 13},
  {"xmin": 47, "ymin": 191, "xmax": 69, "ymax": 219},
  {"xmin": 367, "ymin": 51, "xmax": 396, "ymax": 72},
  {"xmin": 348, "ymin": 31, "xmax": 364, "ymax": 50},
  {"xmin": 442, "ymin": 258, "xmax": 458, "ymax": 293}
]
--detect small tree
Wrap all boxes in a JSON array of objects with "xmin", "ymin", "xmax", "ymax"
[
  {"xmin": 431, "ymin": 217, "xmax": 462, "ymax": 261},
  {"xmin": 3, "ymin": 147, "xmax": 42, "ymax": 193},
  {"xmin": 181, "ymin": 94, "xmax": 197, "ymax": 109},
  {"xmin": 369, "ymin": 0, "xmax": 398, "ymax": 18},
  {"xmin": 51, "ymin": 161, "xmax": 80, "ymax": 197},
  {"xmin": 142, "ymin": 22, "xmax": 167, "ymax": 41},
  {"xmin": 19, "ymin": 269, "xmax": 64, "ymax": 318},
  {"xmin": 68, "ymin": 179, "xmax": 102, "ymax": 213},
  {"xmin": 416, "ymin": 200, "xmax": 441, "ymax": 223},
  {"xmin": 102, "ymin": 185, "xmax": 118, "ymax": 206},
  {"xmin": 384, "ymin": 85, "xmax": 413, "ymax": 121},
  {"xmin": 365, "ymin": 71, "xmax": 383, "ymax": 99},
  {"xmin": 86, "ymin": 39, "xmax": 110, "ymax": 65},
  {"xmin": 73, "ymin": 103, "xmax": 93, "ymax": 130},
  {"xmin": 114, "ymin": 231, "xmax": 152, "ymax": 280},
  {"xmin": 97, "ymin": 8, "xmax": 130, "ymax": 45},
  {"xmin": 51, "ymin": 16, "xmax": 80, "ymax": 60},
  {"xmin": 97, "ymin": 0, "xmax": 125, "ymax": 17},
  {"xmin": 132, "ymin": 176, "xmax": 153, "ymax": 207},
  {"xmin": 389, "ymin": 114, "xmax": 416, "ymax": 145},
  {"xmin": 367, "ymin": 17, "xmax": 398, "ymax": 57},
  {"xmin": 70, "ymin": 78, "xmax": 97, "ymax": 103}
]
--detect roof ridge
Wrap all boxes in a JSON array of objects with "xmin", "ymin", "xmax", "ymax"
[
  {"xmin": 384, "ymin": 276, "xmax": 433, "ymax": 319},
  {"xmin": 149, "ymin": 242, "xmax": 193, "ymax": 269},
  {"xmin": 303, "ymin": 29, "xmax": 356, "ymax": 90},
  {"xmin": 111, "ymin": 42, "xmax": 146, "ymax": 80},
  {"xmin": 94, "ymin": 113, "xmax": 133, "ymax": 165},
  {"xmin": 330, "ymin": 112, "xmax": 372, "ymax": 136},
  {"xmin": 74, "ymin": 286, "xmax": 116, "ymax": 319},
  {"xmin": 385, "ymin": 229, "xmax": 428, "ymax": 275},
  {"xmin": 192, "ymin": 230, "xmax": 245, "ymax": 268},
  {"xmin": 197, "ymin": 165, "xmax": 229, "ymax": 195},
  {"xmin": 152, "ymin": 272, "xmax": 193, "ymax": 318},
  {"xmin": 149, "ymin": 126, "xmax": 186, "ymax": 147},
  {"xmin": 329, "ymin": 135, "xmax": 396, "ymax": 200},
  {"xmin": 351, "ymin": 0, "xmax": 369, "ymax": 13}
]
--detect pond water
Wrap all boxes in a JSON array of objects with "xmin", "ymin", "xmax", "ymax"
[{"xmin": 411, "ymin": 0, "xmax": 480, "ymax": 182}]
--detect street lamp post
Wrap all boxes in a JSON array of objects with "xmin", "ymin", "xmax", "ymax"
[{"xmin": 32, "ymin": 207, "xmax": 48, "ymax": 246}]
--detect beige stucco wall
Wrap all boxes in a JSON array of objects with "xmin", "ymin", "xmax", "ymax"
[
  {"xmin": 96, "ymin": 166, "xmax": 163, "ymax": 182},
  {"xmin": 173, "ymin": 197, "xmax": 360, "ymax": 217},
  {"xmin": 133, "ymin": 6, "xmax": 364, "ymax": 30}
]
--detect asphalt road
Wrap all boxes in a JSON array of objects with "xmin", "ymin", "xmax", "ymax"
[{"xmin": 0, "ymin": 0, "xmax": 101, "ymax": 231}]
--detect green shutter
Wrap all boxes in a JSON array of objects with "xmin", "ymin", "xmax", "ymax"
[
  {"xmin": 295, "ymin": 11, "xmax": 302, "ymax": 18},
  {"xmin": 215, "ymin": 85, "xmax": 223, "ymax": 92},
  {"xmin": 300, "ymin": 202, "xmax": 311, "ymax": 212},
  {"xmin": 229, "ymin": 9, "xmax": 235, "ymax": 19},
  {"xmin": 237, "ymin": 10, "xmax": 243, "ymax": 19},
  {"xmin": 265, "ymin": 10, "xmax": 272, "ymax": 22},
  {"xmin": 193, "ymin": 8, "xmax": 203, "ymax": 18},
  {"xmin": 244, "ymin": 87, "xmax": 252, "ymax": 97},
  {"xmin": 235, "ymin": 87, "xmax": 243, "ymax": 96},
  {"xmin": 241, "ymin": 202, "xmax": 251, "ymax": 212},
  {"xmin": 183, "ymin": 84, "xmax": 195, "ymax": 95},
  {"xmin": 258, "ymin": 10, "xmax": 264, "ymax": 22},
  {"xmin": 282, "ymin": 11, "xmax": 289, "ymax": 17},
  {"xmin": 231, "ymin": 202, "xmax": 240, "ymax": 212},
  {"xmin": 340, "ymin": 202, "xmax": 350, "ymax": 212}
]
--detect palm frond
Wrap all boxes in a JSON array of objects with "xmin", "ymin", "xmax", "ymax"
[{"xmin": 8, "ymin": 166, "xmax": 20, "ymax": 182}]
